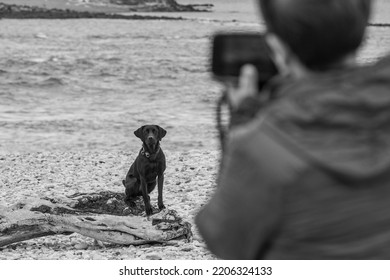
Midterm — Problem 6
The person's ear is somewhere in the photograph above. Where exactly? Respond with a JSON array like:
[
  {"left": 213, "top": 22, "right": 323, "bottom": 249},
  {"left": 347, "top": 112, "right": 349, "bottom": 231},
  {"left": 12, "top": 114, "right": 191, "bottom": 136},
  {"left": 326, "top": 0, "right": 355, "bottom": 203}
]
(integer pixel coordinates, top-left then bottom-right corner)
[
  {"left": 266, "top": 33, "right": 308, "bottom": 78},
  {"left": 265, "top": 33, "right": 290, "bottom": 76}
]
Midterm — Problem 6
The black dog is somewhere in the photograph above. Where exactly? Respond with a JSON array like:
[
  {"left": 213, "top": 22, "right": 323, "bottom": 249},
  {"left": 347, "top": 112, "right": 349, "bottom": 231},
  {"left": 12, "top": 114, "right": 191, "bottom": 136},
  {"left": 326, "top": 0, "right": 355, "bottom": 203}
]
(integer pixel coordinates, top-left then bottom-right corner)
[{"left": 122, "top": 125, "right": 167, "bottom": 216}]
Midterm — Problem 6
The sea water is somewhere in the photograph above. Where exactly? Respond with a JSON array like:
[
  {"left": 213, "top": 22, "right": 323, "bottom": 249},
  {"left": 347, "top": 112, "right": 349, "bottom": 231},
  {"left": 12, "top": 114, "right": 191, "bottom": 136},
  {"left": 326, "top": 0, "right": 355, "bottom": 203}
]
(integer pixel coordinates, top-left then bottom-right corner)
[{"left": 0, "top": 0, "right": 389, "bottom": 154}]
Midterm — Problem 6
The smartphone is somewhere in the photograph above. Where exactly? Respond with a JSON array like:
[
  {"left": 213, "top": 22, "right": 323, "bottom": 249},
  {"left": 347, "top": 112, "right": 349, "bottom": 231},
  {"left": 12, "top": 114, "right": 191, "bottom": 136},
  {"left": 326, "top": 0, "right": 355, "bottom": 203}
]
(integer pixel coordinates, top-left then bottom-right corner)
[{"left": 211, "top": 32, "right": 278, "bottom": 89}]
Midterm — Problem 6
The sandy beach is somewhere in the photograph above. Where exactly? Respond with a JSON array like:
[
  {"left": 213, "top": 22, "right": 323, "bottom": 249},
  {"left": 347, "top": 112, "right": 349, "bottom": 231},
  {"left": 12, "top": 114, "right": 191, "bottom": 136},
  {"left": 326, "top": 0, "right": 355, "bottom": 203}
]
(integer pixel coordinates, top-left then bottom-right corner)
[{"left": 0, "top": 149, "right": 220, "bottom": 259}]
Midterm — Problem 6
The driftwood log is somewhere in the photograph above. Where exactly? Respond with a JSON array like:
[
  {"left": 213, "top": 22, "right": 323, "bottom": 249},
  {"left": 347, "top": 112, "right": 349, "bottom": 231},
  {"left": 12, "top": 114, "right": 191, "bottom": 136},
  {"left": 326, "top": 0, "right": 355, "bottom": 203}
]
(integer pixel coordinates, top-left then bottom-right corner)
[{"left": 0, "top": 191, "right": 192, "bottom": 248}]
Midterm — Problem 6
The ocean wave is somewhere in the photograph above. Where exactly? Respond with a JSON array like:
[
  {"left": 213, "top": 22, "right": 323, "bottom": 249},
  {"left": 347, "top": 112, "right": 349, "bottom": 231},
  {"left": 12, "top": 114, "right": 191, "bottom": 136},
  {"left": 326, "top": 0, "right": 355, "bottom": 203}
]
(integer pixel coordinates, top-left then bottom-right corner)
[
  {"left": 74, "top": 58, "right": 95, "bottom": 67},
  {"left": 1, "top": 18, "right": 388, "bottom": 154},
  {"left": 180, "top": 65, "right": 207, "bottom": 74},
  {"left": 2, "top": 76, "right": 65, "bottom": 88},
  {"left": 0, "top": 91, "right": 14, "bottom": 100},
  {"left": 2, "top": 58, "right": 31, "bottom": 68},
  {"left": 87, "top": 34, "right": 132, "bottom": 40},
  {"left": 40, "top": 77, "right": 65, "bottom": 87},
  {"left": 2, "top": 57, "right": 60, "bottom": 69},
  {"left": 96, "top": 70, "right": 117, "bottom": 77},
  {"left": 86, "top": 34, "right": 169, "bottom": 40}
]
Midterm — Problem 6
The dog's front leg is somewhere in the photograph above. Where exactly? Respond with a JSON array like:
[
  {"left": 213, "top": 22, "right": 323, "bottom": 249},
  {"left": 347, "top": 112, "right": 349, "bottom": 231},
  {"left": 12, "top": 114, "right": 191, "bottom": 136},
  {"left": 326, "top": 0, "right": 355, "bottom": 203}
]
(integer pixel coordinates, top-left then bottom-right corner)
[
  {"left": 157, "top": 173, "right": 165, "bottom": 210},
  {"left": 140, "top": 177, "right": 153, "bottom": 216}
]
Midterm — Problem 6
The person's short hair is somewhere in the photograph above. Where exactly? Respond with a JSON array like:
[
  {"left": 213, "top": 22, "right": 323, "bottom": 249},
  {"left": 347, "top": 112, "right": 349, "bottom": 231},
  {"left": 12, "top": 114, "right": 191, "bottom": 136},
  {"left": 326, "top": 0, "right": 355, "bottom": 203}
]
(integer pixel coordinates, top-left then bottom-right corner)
[{"left": 258, "top": 0, "right": 372, "bottom": 70}]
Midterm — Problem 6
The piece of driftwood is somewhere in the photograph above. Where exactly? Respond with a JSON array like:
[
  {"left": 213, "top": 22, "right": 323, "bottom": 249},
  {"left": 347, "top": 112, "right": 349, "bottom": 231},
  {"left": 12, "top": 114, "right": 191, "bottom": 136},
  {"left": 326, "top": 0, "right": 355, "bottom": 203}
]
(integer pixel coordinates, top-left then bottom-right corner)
[{"left": 0, "top": 191, "right": 192, "bottom": 248}]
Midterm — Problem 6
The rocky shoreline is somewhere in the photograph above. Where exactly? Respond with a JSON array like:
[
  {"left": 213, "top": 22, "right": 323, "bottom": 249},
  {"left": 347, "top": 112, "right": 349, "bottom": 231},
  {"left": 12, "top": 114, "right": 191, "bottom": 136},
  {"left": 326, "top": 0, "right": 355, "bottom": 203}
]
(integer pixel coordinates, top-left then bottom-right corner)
[
  {"left": 0, "top": 3, "right": 181, "bottom": 19},
  {"left": 0, "top": 1, "right": 213, "bottom": 20},
  {"left": 127, "top": 1, "right": 213, "bottom": 12}
]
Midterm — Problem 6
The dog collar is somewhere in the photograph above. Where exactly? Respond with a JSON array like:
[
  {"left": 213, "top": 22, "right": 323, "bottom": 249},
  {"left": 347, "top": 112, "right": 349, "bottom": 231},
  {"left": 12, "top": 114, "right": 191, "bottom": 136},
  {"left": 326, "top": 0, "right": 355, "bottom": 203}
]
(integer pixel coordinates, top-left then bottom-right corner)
[{"left": 141, "top": 146, "right": 160, "bottom": 159}]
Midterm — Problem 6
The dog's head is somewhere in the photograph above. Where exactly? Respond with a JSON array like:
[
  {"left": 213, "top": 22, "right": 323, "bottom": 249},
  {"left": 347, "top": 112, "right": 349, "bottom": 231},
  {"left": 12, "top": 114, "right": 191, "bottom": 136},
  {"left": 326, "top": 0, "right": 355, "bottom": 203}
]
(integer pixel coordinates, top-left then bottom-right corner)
[{"left": 134, "top": 125, "right": 167, "bottom": 152}]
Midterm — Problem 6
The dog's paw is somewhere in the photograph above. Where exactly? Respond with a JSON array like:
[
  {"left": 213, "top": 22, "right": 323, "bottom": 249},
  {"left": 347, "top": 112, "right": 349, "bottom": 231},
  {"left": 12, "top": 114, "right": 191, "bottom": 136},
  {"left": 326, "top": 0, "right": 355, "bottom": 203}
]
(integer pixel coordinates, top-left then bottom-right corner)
[
  {"left": 124, "top": 199, "right": 137, "bottom": 208},
  {"left": 145, "top": 205, "right": 154, "bottom": 216},
  {"left": 129, "top": 201, "right": 137, "bottom": 208},
  {"left": 158, "top": 203, "right": 166, "bottom": 210}
]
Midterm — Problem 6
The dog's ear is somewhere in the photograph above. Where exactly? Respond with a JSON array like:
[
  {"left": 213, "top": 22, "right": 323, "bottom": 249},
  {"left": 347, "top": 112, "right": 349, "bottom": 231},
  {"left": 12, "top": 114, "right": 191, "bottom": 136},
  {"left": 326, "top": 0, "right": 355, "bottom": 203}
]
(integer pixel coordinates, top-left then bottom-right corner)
[
  {"left": 157, "top": 126, "right": 167, "bottom": 140},
  {"left": 134, "top": 126, "right": 145, "bottom": 141}
]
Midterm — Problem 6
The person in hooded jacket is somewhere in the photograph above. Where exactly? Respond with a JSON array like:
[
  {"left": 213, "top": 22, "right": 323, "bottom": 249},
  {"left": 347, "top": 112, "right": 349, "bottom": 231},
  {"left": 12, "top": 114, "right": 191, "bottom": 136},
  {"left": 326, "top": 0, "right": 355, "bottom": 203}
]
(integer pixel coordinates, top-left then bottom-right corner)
[{"left": 195, "top": 0, "right": 390, "bottom": 259}]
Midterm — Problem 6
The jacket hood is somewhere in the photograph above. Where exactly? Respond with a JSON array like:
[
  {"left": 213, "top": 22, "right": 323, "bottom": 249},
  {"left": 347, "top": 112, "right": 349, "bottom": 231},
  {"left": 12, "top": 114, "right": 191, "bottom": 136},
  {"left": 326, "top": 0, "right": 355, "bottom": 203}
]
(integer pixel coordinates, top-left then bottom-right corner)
[{"left": 264, "top": 55, "right": 390, "bottom": 184}]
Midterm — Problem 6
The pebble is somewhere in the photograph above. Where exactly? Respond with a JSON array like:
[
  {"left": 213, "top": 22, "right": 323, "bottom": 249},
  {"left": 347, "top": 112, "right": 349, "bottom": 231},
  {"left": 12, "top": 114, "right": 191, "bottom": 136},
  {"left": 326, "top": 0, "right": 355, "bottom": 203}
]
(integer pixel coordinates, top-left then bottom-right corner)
[
  {"left": 74, "top": 243, "right": 89, "bottom": 250},
  {"left": 192, "top": 241, "right": 205, "bottom": 248},
  {"left": 113, "top": 181, "right": 122, "bottom": 186},
  {"left": 145, "top": 254, "right": 163, "bottom": 260},
  {"left": 180, "top": 246, "right": 193, "bottom": 252}
]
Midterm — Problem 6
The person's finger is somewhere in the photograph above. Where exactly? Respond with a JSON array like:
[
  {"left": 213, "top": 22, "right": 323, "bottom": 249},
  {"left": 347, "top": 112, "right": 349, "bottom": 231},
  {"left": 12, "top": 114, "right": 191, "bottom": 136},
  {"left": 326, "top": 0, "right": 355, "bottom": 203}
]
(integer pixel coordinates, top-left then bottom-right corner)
[
  {"left": 238, "top": 64, "right": 258, "bottom": 96},
  {"left": 223, "top": 65, "right": 259, "bottom": 110}
]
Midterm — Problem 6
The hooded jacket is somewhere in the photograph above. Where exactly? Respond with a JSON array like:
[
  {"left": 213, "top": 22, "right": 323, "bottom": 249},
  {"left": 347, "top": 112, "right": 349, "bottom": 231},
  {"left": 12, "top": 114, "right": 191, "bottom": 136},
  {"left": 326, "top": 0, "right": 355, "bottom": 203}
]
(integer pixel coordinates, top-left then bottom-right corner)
[{"left": 195, "top": 55, "right": 390, "bottom": 259}]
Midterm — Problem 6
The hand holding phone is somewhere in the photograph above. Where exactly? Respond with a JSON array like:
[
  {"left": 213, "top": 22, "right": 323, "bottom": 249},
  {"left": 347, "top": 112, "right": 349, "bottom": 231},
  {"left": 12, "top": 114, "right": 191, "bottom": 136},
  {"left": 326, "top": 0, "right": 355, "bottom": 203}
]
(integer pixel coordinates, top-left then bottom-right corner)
[
  {"left": 226, "top": 64, "right": 259, "bottom": 109},
  {"left": 211, "top": 32, "right": 278, "bottom": 91}
]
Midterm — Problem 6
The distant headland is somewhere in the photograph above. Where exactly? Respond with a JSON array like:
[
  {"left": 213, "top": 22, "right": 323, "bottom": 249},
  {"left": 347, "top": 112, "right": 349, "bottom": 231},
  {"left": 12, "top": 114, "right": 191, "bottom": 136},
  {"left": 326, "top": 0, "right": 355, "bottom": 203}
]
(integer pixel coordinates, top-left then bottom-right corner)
[
  {"left": 118, "top": 0, "right": 213, "bottom": 12},
  {"left": 0, "top": 0, "right": 213, "bottom": 19}
]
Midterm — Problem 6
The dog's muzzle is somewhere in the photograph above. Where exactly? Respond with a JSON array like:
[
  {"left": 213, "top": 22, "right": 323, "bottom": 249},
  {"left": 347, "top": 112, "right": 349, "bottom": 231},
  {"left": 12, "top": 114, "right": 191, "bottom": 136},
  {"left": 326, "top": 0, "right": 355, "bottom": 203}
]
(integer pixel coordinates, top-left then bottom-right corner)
[{"left": 146, "top": 137, "right": 157, "bottom": 150}]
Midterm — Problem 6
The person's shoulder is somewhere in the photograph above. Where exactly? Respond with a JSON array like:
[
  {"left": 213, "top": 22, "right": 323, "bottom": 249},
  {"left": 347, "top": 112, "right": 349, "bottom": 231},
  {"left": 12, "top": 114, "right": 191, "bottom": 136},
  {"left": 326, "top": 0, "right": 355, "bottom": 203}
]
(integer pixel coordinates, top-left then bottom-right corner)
[
  {"left": 229, "top": 115, "right": 264, "bottom": 141},
  {"left": 374, "top": 54, "right": 390, "bottom": 66},
  {"left": 228, "top": 118, "right": 308, "bottom": 177},
  {"left": 228, "top": 115, "right": 271, "bottom": 156},
  {"left": 365, "top": 54, "right": 390, "bottom": 76}
]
